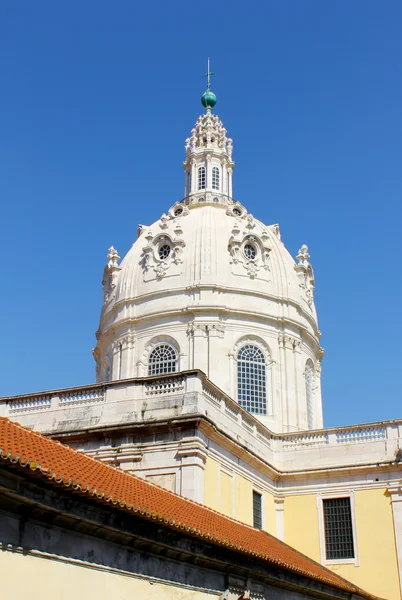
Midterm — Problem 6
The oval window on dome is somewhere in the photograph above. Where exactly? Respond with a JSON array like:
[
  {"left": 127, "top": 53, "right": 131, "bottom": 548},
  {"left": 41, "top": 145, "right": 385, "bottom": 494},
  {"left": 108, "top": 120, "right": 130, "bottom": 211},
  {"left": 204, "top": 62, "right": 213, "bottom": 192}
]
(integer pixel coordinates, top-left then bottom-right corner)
[
  {"left": 233, "top": 207, "right": 242, "bottom": 217},
  {"left": 158, "top": 244, "right": 171, "bottom": 260},
  {"left": 174, "top": 206, "right": 183, "bottom": 216},
  {"left": 244, "top": 243, "right": 257, "bottom": 260}
]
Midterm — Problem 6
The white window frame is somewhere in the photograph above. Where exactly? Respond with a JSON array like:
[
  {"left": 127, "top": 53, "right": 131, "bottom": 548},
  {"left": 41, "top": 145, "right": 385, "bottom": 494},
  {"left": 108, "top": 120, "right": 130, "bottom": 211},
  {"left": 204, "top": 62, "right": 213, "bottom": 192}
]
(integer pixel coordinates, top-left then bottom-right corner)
[
  {"left": 317, "top": 492, "right": 359, "bottom": 566},
  {"left": 198, "top": 165, "right": 206, "bottom": 190},
  {"left": 148, "top": 344, "right": 178, "bottom": 376},
  {"left": 236, "top": 343, "right": 268, "bottom": 416},
  {"left": 211, "top": 166, "right": 220, "bottom": 190}
]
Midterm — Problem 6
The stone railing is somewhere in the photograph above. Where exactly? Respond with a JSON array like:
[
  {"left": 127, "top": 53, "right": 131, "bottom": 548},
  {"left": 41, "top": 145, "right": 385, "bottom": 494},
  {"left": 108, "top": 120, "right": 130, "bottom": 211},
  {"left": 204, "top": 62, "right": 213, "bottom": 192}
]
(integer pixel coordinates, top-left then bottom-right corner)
[
  {"left": 59, "top": 388, "right": 104, "bottom": 406},
  {"left": 335, "top": 426, "right": 386, "bottom": 444},
  {"left": 144, "top": 376, "right": 185, "bottom": 396},
  {"left": 2, "top": 383, "right": 105, "bottom": 415},
  {"left": 279, "top": 423, "right": 392, "bottom": 452},
  {"left": 281, "top": 432, "right": 329, "bottom": 450},
  {"left": 202, "top": 379, "right": 273, "bottom": 449},
  {"left": 182, "top": 192, "right": 234, "bottom": 207},
  {"left": 1, "top": 372, "right": 399, "bottom": 460},
  {"left": 8, "top": 394, "right": 51, "bottom": 413}
]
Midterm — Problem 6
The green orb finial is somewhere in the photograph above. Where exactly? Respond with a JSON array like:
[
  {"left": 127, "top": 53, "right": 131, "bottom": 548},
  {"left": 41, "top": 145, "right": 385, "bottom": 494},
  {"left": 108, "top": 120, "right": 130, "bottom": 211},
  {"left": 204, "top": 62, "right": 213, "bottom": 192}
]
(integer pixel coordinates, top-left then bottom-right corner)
[
  {"left": 201, "top": 90, "right": 217, "bottom": 109},
  {"left": 202, "top": 58, "right": 217, "bottom": 110}
]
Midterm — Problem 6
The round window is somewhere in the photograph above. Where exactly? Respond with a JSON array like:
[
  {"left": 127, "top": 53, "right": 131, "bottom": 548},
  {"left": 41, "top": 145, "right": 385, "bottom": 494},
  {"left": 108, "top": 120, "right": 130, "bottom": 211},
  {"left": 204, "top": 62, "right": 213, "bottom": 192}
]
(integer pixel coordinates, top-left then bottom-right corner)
[
  {"left": 174, "top": 206, "right": 183, "bottom": 216},
  {"left": 244, "top": 244, "right": 257, "bottom": 260},
  {"left": 158, "top": 244, "right": 171, "bottom": 260},
  {"left": 233, "top": 207, "right": 242, "bottom": 217}
]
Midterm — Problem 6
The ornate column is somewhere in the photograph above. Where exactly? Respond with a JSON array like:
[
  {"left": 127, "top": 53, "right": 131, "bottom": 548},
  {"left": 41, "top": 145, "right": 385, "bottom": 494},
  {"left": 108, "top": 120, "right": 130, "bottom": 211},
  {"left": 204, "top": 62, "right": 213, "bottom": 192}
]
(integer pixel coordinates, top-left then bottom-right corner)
[
  {"left": 293, "top": 338, "right": 303, "bottom": 430},
  {"left": 119, "top": 333, "right": 136, "bottom": 379},
  {"left": 176, "top": 438, "right": 207, "bottom": 503},
  {"left": 111, "top": 340, "right": 122, "bottom": 380},
  {"left": 187, "top": 322, "right": 208, "bottom": 375},
  {"left": 314, "top": 359, "right": 324, "bottom": 428},
  {"left": 278, "top": 333, "right": 300, "bottom": 432},
  {"left": 274, "top": 497, "right": 285, "bottom": 541},
  {"left": 277, "top": 333, "right": 288, "bottom": 432}
]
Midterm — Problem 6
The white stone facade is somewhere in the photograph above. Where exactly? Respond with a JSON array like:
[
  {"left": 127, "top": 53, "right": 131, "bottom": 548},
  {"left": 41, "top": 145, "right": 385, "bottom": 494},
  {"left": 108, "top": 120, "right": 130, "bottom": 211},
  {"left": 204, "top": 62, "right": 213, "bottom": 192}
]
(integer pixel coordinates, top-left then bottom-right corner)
[{"left": 94, "top": 110, "right": 324, "bottom": 433}]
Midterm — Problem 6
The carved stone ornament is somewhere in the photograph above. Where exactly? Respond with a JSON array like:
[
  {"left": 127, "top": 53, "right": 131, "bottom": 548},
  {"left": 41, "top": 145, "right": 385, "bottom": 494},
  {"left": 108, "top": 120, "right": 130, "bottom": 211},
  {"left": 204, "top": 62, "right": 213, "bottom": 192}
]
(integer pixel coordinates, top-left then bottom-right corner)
[
  {"left": 295, "top": 244, "right": 315, "bottom": 306},
  {"left": 228, "top": 224, "right": 271, "bottom": 279},
  {"left": 102, "top": 246, "right": 121, "bottom": 304},
  {"left": 187, "top": 321, "right": 225, "bottom": 338},
  {"left": 168, "top": 202, "right": 190, "bottom": 219},
  {"left": 184, "top": 111, "right": 233, "bottom": 158},
  {"left": 142, "top": 230, "right": 186, "bottom": 280}
]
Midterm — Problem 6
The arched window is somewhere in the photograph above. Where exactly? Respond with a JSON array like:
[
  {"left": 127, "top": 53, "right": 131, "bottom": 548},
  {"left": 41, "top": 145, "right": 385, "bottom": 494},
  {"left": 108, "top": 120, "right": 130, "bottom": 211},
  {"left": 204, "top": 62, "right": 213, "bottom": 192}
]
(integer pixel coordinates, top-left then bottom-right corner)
[
  {"left": 237, "top": 345, "right": 267, "bottom": 415},
  {"left": 148, "top": 344, "right": 177, "bottom": 376},
  {"left": 198, "top": 166, "right": 206, "bottom": 190},
  {"left": 305, "top": 361, "right": 314, "bottom": 429},
  {"left": 212, "top": 166, "right": 220, "bottom": 190}
]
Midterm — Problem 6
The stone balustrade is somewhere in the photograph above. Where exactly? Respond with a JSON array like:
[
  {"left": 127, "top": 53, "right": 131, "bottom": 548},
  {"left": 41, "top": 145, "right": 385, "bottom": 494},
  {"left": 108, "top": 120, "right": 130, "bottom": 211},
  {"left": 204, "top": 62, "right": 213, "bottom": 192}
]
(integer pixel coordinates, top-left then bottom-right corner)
[{"left": 1, "top": 371, "right": 400, "bottom": 471}]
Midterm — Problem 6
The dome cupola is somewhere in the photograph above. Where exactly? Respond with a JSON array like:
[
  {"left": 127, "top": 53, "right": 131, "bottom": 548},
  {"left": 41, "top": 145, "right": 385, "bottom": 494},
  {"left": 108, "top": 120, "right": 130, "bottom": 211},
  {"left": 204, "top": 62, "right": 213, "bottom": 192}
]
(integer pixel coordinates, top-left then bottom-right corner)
[{"left": 94, "top": 66, "right": 324, "bottom": 433}]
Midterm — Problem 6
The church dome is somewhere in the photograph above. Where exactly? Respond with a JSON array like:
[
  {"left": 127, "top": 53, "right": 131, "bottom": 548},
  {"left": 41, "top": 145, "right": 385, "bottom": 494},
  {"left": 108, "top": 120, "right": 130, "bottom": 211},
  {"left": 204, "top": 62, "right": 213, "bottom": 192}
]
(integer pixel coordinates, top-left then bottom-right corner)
[{"left": 94, "top": 97, "right": 324, "bottom": 434}]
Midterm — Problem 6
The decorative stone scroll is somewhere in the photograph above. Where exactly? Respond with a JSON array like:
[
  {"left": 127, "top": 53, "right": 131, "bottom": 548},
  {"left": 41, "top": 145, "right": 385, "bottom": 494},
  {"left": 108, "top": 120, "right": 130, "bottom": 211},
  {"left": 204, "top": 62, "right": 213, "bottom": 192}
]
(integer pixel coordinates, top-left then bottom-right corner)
[
  {"left": 228, "top": 216, "right": 271, "bottom": 279},
  {"left": 102, "top": 246, "right": 121, "bottom": 303},
  {"left": 295, "top": 244, "right": 315, "bottom": 306},
  {"left": 142, "top": 227, "right": 186, "bottom": 280}
]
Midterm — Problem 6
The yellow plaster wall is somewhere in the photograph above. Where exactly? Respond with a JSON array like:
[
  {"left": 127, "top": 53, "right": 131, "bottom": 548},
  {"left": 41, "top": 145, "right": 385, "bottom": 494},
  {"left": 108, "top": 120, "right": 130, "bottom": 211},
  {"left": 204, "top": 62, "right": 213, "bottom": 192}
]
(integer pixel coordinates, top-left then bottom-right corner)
[
  {"left": 0, "top": 550, "right": 216, "bottom": 600},
  {"left": 204, "top": 458, "right": 276, "bottom": 534},
  {"left": 284, "top": 494, "right": 321, "bottom": 561},
  {"left": 235, "top": 472, "right": 253, "bottom": 525},
  {"left": 264, "top": 491, "right": 276, "bottom": 535},
  {"left": 284, "top": 489, "right": 400, "bottom": 600},
  {"left": 220, "top": 471, "right": 233, "bottom": 516},
  {"left": 204, "top": 457, "right": 220, "bottom": 511}
]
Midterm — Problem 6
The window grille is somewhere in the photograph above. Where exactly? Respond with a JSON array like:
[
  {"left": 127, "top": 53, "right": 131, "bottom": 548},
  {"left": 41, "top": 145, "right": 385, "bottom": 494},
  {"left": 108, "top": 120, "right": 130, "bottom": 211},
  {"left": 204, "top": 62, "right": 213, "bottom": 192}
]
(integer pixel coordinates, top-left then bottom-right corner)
[
  {"left": 148, "top": 344, "right": 177, "bottom": 376},
  {"left": 198, "top": 166, "right": 206, "bottom": 190},
  {"left": 323, "top": 497, "right": 355, "bottom": 560},
  {"left": 158, "top": 244, "right": 171, "bottom": 260},
  {"left": 305, "top": 361, "right": 314, "bottom": 429},
  {"left": 244, "top": 244, "right": 257, "bottom": 260},
  {"left": 212, "top": 166, "right": 220, "bottom": 190},
  {"left": 253, "top": 491, "right": 262, "bottom": 529},
  {"left": 237, "top": 345, "right": 267, "bottom": 414}
]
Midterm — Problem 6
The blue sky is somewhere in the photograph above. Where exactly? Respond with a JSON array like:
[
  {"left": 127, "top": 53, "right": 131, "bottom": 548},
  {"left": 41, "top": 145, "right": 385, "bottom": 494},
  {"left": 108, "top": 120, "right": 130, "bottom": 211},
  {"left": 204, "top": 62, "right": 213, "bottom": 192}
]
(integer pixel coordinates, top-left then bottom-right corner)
[{"left": 0, "top": 1, "right": 401, "bottom": 427}]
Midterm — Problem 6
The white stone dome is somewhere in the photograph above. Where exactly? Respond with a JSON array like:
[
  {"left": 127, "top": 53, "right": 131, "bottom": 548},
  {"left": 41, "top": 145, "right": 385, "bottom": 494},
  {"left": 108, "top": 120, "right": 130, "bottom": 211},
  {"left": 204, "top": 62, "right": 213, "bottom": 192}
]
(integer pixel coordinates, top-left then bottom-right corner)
[{"left": 94, "top": 109, "right": 324, "bottom": 433}]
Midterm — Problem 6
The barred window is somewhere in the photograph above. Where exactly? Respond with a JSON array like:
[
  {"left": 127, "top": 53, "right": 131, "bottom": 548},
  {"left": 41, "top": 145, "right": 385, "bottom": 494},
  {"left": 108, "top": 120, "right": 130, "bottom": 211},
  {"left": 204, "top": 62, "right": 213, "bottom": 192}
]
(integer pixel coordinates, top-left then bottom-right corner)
[
  {"left": 253, "top": 491, "right": 262, "bottom": 529},
  {"left": 198, "top": 166, "right": 206, "bottom": 190},
  {"left": 148, "top": 344, "right": 177, "bottom": 376},
  {"left": 323, "top": 498, "right": 355, "bottom": 560},
  {"left": 305, "top": 361, "right": 314, "bottom": 429},
  {"left": 237, "top": 345, "right": 267, "bottom": 415},
  {"left": 212, "top": 166, "right": 220, "bottom": 190}
]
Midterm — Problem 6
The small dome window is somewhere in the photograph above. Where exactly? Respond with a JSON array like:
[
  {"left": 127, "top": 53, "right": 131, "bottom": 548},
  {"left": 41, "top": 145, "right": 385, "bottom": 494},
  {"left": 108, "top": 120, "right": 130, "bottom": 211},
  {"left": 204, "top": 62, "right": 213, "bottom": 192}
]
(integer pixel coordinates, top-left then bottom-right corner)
[
  {"left": 212, "top": 166, "right": 220, "bottom": 190},
  {"left": 198, "top": 166, "right": 206, "bottom": 190},
  {"left": 158, "top": 244, "right": 171, "bottom": 260},
  {"left": 244, "top": 243, "right": 257, "bottom": 260},
  {"left": 174, "top": 206, "right": 183, "bottom": 216},
  {"left": 213, "top": 197, "right": 219, "bottom": 203},
  {"left": 148, "top": 344, "right": 177, "bottom": 376},
  {"left": 233, "top": 207, "right": 242, "bottom": 217}
]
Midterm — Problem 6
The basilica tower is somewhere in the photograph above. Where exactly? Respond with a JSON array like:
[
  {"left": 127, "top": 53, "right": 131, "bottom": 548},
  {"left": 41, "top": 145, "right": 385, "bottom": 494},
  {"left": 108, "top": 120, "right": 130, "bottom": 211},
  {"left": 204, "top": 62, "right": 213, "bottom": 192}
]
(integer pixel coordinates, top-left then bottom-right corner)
[{"left": 94, "top": 72, "right": 324, "bottom": 433}]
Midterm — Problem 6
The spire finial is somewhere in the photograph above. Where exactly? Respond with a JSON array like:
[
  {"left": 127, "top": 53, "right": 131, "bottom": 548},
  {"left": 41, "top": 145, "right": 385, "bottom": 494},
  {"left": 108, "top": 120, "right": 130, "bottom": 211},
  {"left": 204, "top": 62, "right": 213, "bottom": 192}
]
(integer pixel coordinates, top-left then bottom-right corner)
[
  {"left": 201, "top": 58, "right": 217, "bottom": 110},
  {"left": 203, "top": 57, "right": 215, "bottom": 91}
]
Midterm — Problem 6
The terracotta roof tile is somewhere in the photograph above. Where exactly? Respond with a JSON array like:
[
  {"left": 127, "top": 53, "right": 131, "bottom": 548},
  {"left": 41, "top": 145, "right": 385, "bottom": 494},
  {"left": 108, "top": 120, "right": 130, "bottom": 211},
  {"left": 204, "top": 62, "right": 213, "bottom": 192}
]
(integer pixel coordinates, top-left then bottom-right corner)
[{"left": 0, "top": 417, "right": 379, "bottom": 599}]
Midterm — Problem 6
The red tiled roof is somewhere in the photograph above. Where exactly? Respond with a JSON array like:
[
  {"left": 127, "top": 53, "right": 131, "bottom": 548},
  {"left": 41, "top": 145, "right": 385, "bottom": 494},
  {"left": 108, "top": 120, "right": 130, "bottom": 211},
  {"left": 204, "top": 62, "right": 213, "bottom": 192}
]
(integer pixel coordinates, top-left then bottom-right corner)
[{"left": 0, "top": 417, "right": 379, "bottom": 599}]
